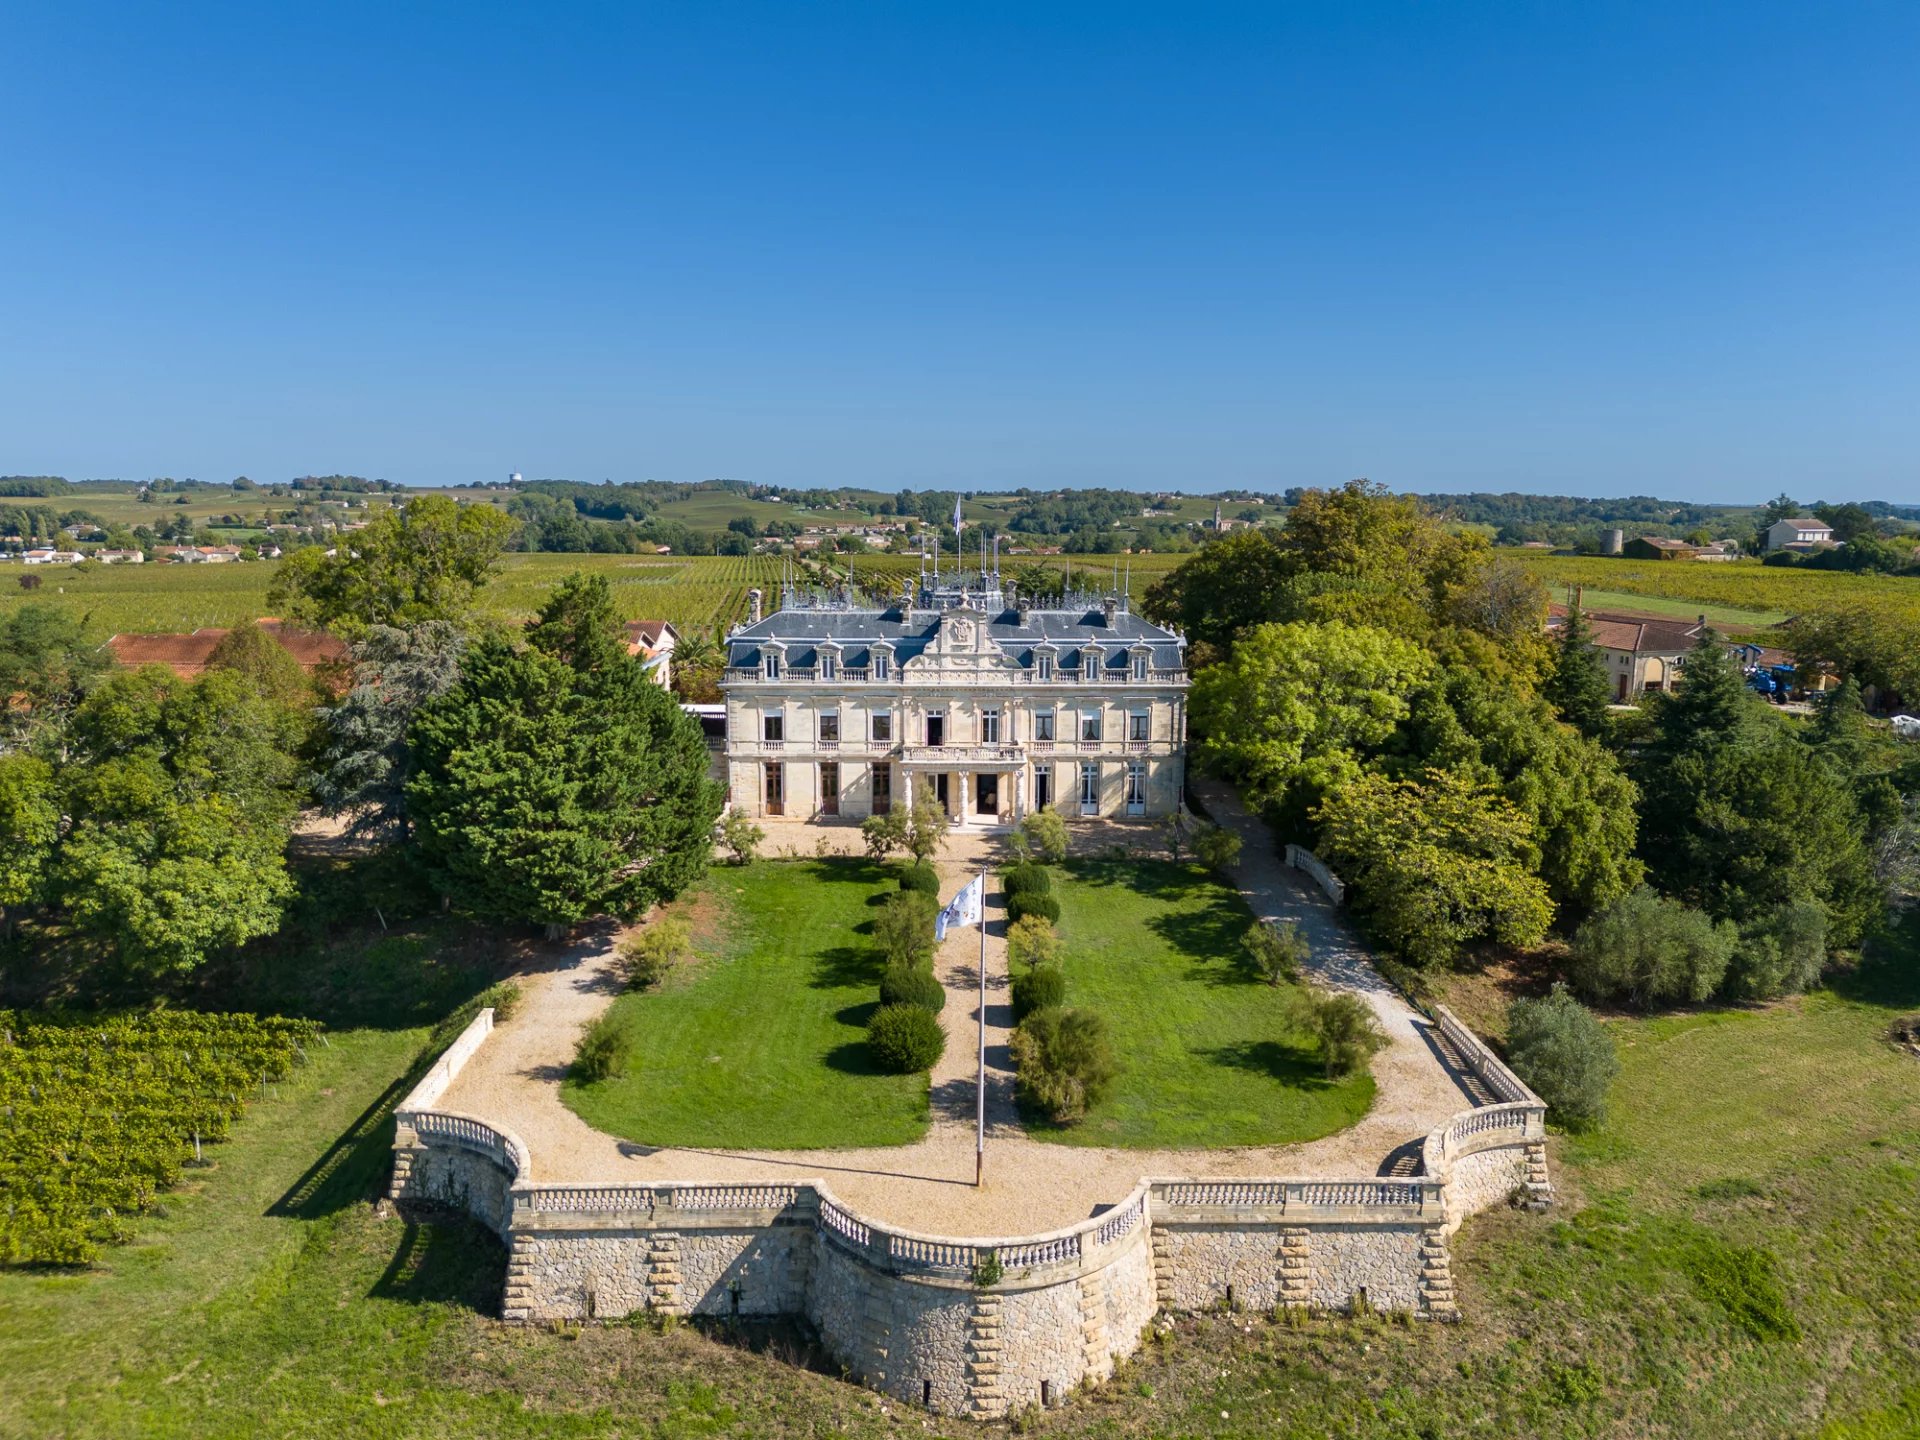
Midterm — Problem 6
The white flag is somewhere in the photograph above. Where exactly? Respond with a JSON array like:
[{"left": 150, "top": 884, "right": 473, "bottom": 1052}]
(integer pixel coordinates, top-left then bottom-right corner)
[
  {"left": 936, "top": 875, "right": 984, "bottom": 940},
  {"left": 952, "top": 495, "right": 964, "bottom": 538}
]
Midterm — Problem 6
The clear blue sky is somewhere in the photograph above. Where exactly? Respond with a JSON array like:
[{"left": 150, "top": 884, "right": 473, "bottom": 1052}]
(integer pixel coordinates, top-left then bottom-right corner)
[{"left": 3, "top": 2, "right": 1917, "bottom": 502}]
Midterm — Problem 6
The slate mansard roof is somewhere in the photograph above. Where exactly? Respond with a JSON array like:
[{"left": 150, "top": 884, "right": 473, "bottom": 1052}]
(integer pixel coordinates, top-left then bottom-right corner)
[{"left": 725, "top": 604, "right": 1186, "bottom": 675}]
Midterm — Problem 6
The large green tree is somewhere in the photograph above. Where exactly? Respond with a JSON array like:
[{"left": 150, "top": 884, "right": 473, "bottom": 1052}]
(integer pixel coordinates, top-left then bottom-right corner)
[
  {"left": 1139, "top": 529, "right": 1292, "bottom": 652},
  {"left": 0, "top": 755, "right": 58, "bottom": 935},
  {"left": 1315, "top": 768, "right": 1554, "bottom": 968},
  {"left": 0, "top": 605, "right": 110, "bottom": 744},
  {"left": 310, "top": 622, "right": 467, "bottom": 841},
  {"left": 406, "top": 573, "right": 722, "bottom": 932},
  {"left": 58, "top": 759, "right": 295, "bottom": 975},
  {"left": 267, "top": 495, "right": 516, "bottom": 636},
  {"left": 1191, "top": 620, "right": 1433, "bottom": 828}
]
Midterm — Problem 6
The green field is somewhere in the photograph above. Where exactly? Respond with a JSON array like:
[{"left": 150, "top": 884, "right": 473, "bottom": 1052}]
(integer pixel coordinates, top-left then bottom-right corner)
[
  {"left": 563, "top": 858, "right": 932, "bottom": 1150},
  {"left": 1513, "top": 551, "right": 1920, "bottom": 626},
  {"left": 1033, "top": 858, "right": 1376, "bottom": 1147},
  {"left": 0, "top": 553, "right": 796, "bottom": 637}
]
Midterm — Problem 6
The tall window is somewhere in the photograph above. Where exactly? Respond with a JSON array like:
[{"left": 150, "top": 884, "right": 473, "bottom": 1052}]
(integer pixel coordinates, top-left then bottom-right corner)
[
  {"left": 764, "top": 762, "right": 785, "bottom": 816},
  {"left": 1128, "top": 710, "right": 1149, "bottom": 741},
  {"left": 871, "top": 710, "right": 893, "bottom": 744},
  {"left": 1126, "top": 761, "right": 1146, "bottom": 815},
  {"left": 819, "top": 650, "right": 837, "bottom": 680},
  {"left": 1131, "top": 651, "right": 1149, "bottom": 681},
  {"left": 819, "top": 710, "right": 840, "bottom": 744},
  {"left": 819, "top": 761, "right": 840, "bottom": 815},
  {"left": 871, "top": 649, "right": 889, "bottom": 680},
  {"left": 981, "top": 708, "right": 1001, "bottom": 743},
  {"left": 871, "top": 763, "right": 893, "bottom": 815},
  {"left": 1080, "top": 707, "right": 1103, "bottom": 743},
  {"left": 762, "top": 711, "right": 784, "bottom": 742},
  {"left": 1079, "top": 761, "right": 1100, "bottom": 814},
  {"left": 926, "top": 711, "right": 945, "bottom": 746},
  {"left": 1033, "top": 707, "right": 1055, "bottom": 742},
  {"left": 762, "top": 650, "right": 782, "bottom": 680},
  {"left": 1036, "top": 650, "right": 1053, "bottom": 681}
]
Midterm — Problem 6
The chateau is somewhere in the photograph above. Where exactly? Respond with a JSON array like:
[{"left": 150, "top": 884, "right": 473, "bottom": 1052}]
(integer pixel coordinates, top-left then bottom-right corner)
[{"left": 721, "top": 566, "right": 1189, "bottom": 825}]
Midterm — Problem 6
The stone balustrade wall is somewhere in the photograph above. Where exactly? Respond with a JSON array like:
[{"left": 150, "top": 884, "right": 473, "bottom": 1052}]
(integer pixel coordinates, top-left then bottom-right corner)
[
  {"left": 1282, "top": 843, "right": 1346, "bottom": 903},
  {"left": 388, "top": 1006, "right": 1551, "bottom": 1417}
]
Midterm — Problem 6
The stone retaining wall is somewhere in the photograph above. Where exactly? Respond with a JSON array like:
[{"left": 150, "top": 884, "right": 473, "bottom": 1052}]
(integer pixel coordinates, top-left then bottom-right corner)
[
  {"left": 1282, "top": 843, "right": 1346, "bottom": 903},
  {"left": 389, "top": 1007, "right": 1550, "bottom": 1418}
]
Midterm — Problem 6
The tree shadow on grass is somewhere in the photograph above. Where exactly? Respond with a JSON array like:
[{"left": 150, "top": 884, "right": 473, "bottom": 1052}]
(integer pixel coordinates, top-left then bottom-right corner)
[
  {"left": 1830, "top": 910, "right": 1920, "bottom": 1011},
  {"left": 813, "top": 943, "right": 882, "bottom": 990},
  {"left": 824, "top": 1039, "right": 886, "bottom": 1076},
  {"left": 800, "top": 857, "right": 889, "bottom": 886},
  {"left": 370, "top": 1212, "right": 505, "bottom": 1312},
  {"left": 1196, "top": 1038, "right": 1335, "bottom": 1092}
]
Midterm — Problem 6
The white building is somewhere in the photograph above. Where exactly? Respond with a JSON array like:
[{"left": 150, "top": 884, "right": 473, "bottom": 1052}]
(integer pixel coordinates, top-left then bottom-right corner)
[
  {"left": 722, "top": 568, "right": 1188, "bottom": 826},
  {"left": 1765, "top": 517, "right": 1834, "bottom": 551}
]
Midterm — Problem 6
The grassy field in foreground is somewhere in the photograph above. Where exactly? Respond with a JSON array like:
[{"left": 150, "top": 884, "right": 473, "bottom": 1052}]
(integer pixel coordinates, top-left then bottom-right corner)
[
  {"left": 562, "top": 858, "right": 931, "bottom": 1150},
  {"left": 1034, "top": 858, "right": 1375, "bottom": 1148},
  {"left": 3, "top": 899, "right": 1918, "bottom": 1435}
]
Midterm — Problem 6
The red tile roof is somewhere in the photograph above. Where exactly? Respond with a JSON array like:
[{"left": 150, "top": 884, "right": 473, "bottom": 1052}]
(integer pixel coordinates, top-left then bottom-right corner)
[{"left": 105, "top": 621, "right": 347, "bottom": 679}]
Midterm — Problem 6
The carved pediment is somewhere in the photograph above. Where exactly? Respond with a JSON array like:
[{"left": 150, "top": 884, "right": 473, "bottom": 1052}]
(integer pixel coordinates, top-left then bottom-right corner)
[{"left": 902, "top": 607, "right": 1021, "bottom": 680}]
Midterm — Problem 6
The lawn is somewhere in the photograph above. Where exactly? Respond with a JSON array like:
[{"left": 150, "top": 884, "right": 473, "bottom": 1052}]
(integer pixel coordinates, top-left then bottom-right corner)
[
  {"left": 1031, "top": 857, "right": 1376, "bottom": 1148},
  {"left": 561, "top": 858, "right": 932, "bottom": 1150}
]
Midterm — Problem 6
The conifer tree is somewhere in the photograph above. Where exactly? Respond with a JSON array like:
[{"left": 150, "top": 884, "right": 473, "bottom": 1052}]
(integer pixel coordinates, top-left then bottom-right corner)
[{"left": 1543, "top": 602, "right": 1612, "bottom": 736}]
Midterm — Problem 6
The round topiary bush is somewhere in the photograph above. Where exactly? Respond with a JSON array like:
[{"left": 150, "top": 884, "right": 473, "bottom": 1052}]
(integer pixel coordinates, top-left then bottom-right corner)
[
  {"left": 898, "top": 862, "right": 940, "bottom": 896},
  {"left": 880, "top": 962, "right": 947, "bottom": 1013},
  {"left": 1002, "top": 862, "right": 1051, "bottom": 899},
  {"left": 1010, "top": 1006, "right": 1117, "bottom": 1123},
  {"left": 1010, "top": 964, "right": 1066, "bottom": 1020},
  {"left": 868, "top": 1003, "right": 946, "bottom": 1073},
  {"left": 1006, "top": 891, "right": 1061, "bottom": 925}
]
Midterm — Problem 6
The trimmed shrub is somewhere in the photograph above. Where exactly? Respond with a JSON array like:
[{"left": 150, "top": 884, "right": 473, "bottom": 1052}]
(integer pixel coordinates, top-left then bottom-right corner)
[
  {"left": 617, "top": 916, "right": 692, "bottom": 990},
  {"left": 1011, "top": 964, "right": 1067, "bottom": 1020},
  {"left": 1006, "top": 913, "right": 1064, "bottom": 971},
  {"left": 1002, "top": 862, "right": 1052, "bottom": 899},
  {"left": 880, "top": 962, "right": 947, "bottom": 1013},
  {"left": 1194, "top": 822, "right": 1243, "bottom": 874},
  {"left": 897, "top": 862, "right": 940, "bottom": 896},
  {"left": 1300, "top": 990, "right": 1386, "bottom": 1078},
  {"left": 1011, "top": 1006, "right": 1118, "bottom": 1123},
  {"left": 1006, "top": 891, "right": 1061, "bottom": 926},
  {"left": 874, "top": 890, "right": 939, "bottom": 967},
  {"left": 1506, "top": 983, "right": 1618, "bottom": 1128},
  {"left": 868, "top": 1003, "right": 945, "bottom": 1073},
  {"left": 572, "top": 1011, "right": 633, "bottom": 1083},
  {"left": 1569, "top": 886, "right": 1737, "bottom": 1009}
]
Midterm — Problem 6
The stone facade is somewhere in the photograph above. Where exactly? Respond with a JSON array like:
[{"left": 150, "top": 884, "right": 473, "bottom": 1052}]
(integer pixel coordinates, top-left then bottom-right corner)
[
  {"left": 390, "top": 1004, "right": 1553, "bottom": 1419},
  {"left": 721, "top": 572, "right": 1189, "bottom": 826}
]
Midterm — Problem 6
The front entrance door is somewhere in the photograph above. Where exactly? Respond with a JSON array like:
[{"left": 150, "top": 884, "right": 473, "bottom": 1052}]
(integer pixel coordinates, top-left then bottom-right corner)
[
  {"left": 1034, "top": 765, "right": 1052, "bottom": 811},
  {"left": 934, "top": 773, "right": 950, "bottom": 815},
  {"left": 976, "top": 772, "right": 999, "bottom": 817}
]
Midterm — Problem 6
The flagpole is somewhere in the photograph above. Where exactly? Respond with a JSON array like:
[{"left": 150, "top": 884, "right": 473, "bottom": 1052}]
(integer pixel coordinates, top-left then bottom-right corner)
[{"left": 976, "top": 866, "right": 987, "bottom": 1188}]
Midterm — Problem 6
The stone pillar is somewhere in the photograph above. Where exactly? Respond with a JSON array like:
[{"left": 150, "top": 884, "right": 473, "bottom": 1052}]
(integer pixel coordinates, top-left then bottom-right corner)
[
  {"left": 966, "top": 1293, "right": 1007, "bottom": 1419},
  {"left": 1417, "top": 1226, "right": 1458, "bottom": 1321},
  {"left": 1277, "top": 1226, "right": 1311, "bottom": 1310},
  {"left": 1523, "top": 1141, "right": 1553, "bottom": 1206}
]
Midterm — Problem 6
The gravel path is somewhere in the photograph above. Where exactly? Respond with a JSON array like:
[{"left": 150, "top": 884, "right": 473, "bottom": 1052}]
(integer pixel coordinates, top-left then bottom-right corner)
[{"left": 439, "top": 793, "right": 1481, "bottom": 1235}]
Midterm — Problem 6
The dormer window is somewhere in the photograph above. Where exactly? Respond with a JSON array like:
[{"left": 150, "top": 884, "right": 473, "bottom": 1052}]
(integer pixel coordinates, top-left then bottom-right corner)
[
  {"left": 763, "top": 646, "right": 783, "bottom": 680},
  {"left": 819, "top": 646, "right": 838, "bottom": 681},
  {"left": 1035, "top": 647, "right": 1054, "bottom": 681},
  {"left": 871, "top": 646, "right": 890, "bottom": 681},
  {"left": 1131, "top": 648, "right": 1150, "bottom": 682}
]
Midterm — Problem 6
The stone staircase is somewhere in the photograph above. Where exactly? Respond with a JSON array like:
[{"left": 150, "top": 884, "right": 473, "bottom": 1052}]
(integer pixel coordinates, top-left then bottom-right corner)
[
  {"left": 1417, "top": 1225, "right": 1458, "bottom": 1321},
  {"left": 1523, "top": 1141, "right": 1554, "bottom": 1205},
  {"left": 1078, "top": 1271, "right": 1110, "bottom": 1378},
  {"left": 502, "top": 1232, "right": 535, "bottom": 1321},
  {"left": 1150, "top": 1227, "right": 1178, "bottom": 1310},
  {"left": 966, "top": 1295, "right": 1008, "bottom": 1420},
  {"left": 646, "top": 1231, "right": 685, "bottom": 1315},
  {"left": 1277, "top": 1226, "right": 1312, "bottom": 1310}
]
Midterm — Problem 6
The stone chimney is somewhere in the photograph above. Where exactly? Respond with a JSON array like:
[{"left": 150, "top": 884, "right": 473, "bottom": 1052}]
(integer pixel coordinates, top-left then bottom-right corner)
[
  {"left": 1102, "top": 594, "right": 1118, "bottom": 626},
  {"left": 747, "top": 588, "right": 763, "bottom": 625}
]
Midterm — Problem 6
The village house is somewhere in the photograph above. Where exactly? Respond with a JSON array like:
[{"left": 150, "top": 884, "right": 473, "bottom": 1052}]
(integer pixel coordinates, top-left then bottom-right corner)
[
  {"left": 1765, "top": 516, "right": 1835, "bottom": 551},
  {"left": 94, "top": 548, "right": 146, "bottom": 563},
  {"left": 722, "top": 566, "right": 1188, "bottom": 825},
  {"left": 1548, "top": 602, "right": 1703, "bottom": 701},
  {"left": 624, "top": 619, "right": 679, "bottom": 688},
  {"left": 1621, "top": 535, "right": 1699, "bottom": 561}
]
